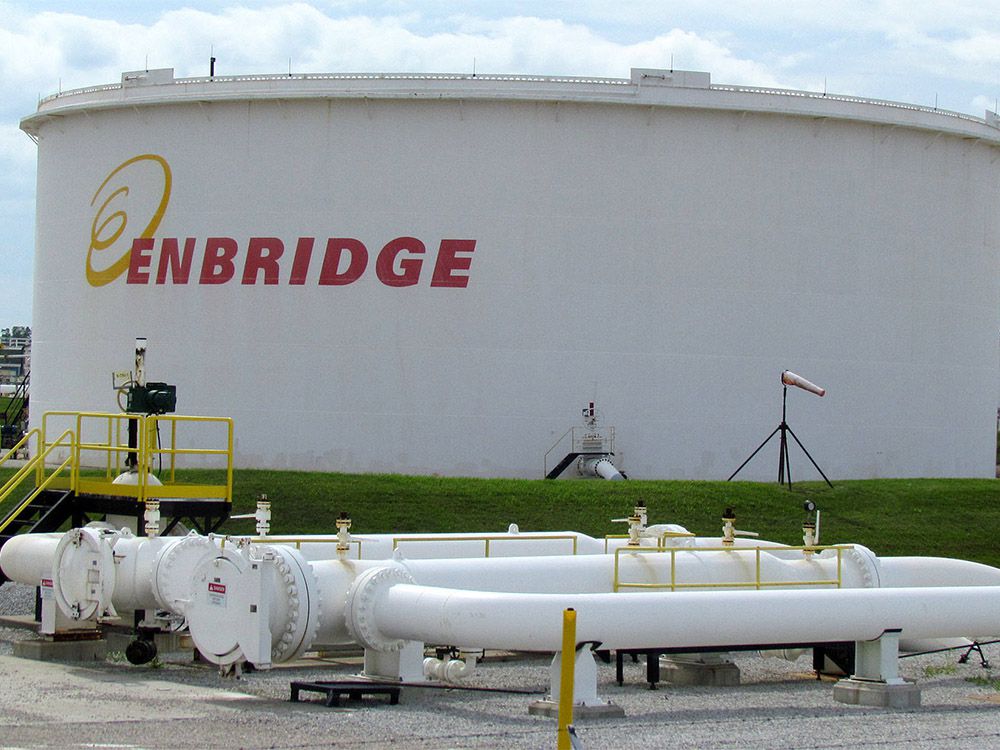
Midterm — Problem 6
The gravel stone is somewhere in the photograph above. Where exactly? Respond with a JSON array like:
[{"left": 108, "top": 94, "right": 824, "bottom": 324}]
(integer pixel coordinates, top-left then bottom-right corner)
[{"left": 0, "top": 600, "right": 998, "bottom": 750}]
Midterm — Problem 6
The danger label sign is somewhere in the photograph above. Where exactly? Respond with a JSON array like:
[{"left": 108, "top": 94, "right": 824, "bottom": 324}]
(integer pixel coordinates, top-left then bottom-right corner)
[{"left": 208, "top": 581, "right": 227, "bottom": 607}]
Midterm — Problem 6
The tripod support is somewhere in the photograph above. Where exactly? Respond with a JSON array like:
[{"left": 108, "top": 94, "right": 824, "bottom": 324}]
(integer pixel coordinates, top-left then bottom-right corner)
[{"left": 728, "top": 386, "right": 833, "bottom": 489}]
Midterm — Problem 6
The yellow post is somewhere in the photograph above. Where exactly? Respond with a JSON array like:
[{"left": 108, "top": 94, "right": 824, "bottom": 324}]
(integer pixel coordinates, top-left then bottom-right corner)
[{"left": 557, "top": 607, "right": 577, "bottom": 750}]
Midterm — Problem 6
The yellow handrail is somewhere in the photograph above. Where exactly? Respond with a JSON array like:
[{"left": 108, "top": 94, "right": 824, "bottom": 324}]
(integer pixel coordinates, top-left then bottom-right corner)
[
  {"left": 37, "top": 410, "right": 234, "bottom": 505},
  {"left": 603, "top": 530, "right": 697, "bottom": 553},
  {"left": 613, "top": 544, "right": 852, "bottom": 592},
  {"left": 225, "top": 536, "right": 365, "bottom": 558},
  {"left": 0, "top": 429, "right": 75, "bottom": 535},
  {"left": 392, "top": 534, "right": 580, "bottom": 557},
  {"left": 147, "top": 415, "right": 234, "bottom": 502},
  {"left": 0, "top": 428, "right": 42, "bottom": 501}
]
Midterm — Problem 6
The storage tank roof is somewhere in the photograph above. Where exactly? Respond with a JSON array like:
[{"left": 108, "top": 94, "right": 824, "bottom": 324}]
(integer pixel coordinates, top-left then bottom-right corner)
[{"left": 20, "top": 67, "right": 1000, "bottom": 144}]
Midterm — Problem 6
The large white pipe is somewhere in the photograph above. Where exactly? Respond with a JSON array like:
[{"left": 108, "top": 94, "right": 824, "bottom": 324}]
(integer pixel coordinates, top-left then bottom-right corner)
[
  {"left": 5, "top": 523, "right": 757, "bottom": 620},
  {"left": 362, "top": 584, "right": 1000, "bottom": 652},
  {"left": 215, "top": 546, "right": 878, "bottom": 659},
  {"left": 388, "top": 545, "right": 879, "bottom": 595},
  {"left": 879, "top": 556, "right": 1000, "bottom": 587},
  {"left": 578, "top": 457, "right": 625, "bottom": 481},
  {"left": 11, "top": 525, "right": 1000, "bottom": 669},
  {"left": 257, "top": 527, "right": 781, "bottom": 562},
  {"left": 0, "top": 533, "right": 62, "bottom": 584},
  {"left": 279, "top": 529, "right": 609, "bottom": 562}
]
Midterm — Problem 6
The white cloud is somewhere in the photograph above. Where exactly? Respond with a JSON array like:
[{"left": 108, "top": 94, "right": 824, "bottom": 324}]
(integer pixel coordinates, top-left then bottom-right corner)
[
  {"left": 0, "top": 5, "right": 786, "bottom": 97},
  {"left": 1, "top": 1, "right": 998, "bottom": 330}
]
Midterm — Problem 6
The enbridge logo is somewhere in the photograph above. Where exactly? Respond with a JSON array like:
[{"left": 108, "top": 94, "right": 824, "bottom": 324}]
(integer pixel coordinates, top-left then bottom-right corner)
[
  {"left": 87, "top": 155, "right": 476, "bottom": 288},
  {"left": 88, "top": 154, "right": 172, "bottom": 287}
]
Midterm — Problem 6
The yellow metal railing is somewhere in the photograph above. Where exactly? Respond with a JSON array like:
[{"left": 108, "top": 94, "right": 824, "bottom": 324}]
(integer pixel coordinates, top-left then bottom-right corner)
[
  {"left": 603, "top": 530, "right": 696, "bottom": 553},
  {"left": 0, "top": 428, "right": 75, "bottom": 535},
  {"left": 612, "top": 544, "right": 853, "bottom": 593},
  {"left": 0, "top": 428, "right": 43, "bottom": 500},
  {"left": 145, "top": 415, "right": 234, "bottom": 500},
  {"left": 392, "top": 534, "right": 580, "bottom": 558},
  {"left": 36, "top": 410, "right": 233, "bottom": 505},
  {"left": 229, "top": 535, "right": 365, "bottom": 558}
]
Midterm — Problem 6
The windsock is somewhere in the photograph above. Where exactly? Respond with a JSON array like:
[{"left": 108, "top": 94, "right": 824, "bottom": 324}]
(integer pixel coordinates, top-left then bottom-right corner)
[{"left": 781, "top": 370, "right": 826, "bottom": 397}]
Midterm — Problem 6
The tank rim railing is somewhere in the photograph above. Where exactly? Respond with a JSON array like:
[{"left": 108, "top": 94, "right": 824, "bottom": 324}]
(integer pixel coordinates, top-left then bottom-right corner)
[
  {"left": 612, "top": 544, "right": 854, "bottom": 593},
  {"left": 34, "top": 71, "right": 992, "bottom": 129},
  {"left": 392, "top": 534, "right": 580, "bottom": 558},
  {"left": 0, "top": 428, "right": 75, "bottom": 535}
]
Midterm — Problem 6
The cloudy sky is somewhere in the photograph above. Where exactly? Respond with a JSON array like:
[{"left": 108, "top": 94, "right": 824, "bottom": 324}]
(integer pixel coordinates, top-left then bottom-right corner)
[{"left": 3, "top": 1, "right": 1000, "bottom": 330}]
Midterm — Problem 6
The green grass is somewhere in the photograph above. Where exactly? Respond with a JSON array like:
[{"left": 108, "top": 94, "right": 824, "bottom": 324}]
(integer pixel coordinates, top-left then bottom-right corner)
[
  {"left": 966, "top": 675, "right": 1000, "bottom": 691},
  {"left": 1, "top": 466, "right": 998, "bottom": 567}
]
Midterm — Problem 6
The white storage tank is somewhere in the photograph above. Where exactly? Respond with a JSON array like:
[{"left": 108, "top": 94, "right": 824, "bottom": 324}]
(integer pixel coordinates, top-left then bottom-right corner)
[{"left": 20, "top": 68, "right": 1000, "bottom": 479}]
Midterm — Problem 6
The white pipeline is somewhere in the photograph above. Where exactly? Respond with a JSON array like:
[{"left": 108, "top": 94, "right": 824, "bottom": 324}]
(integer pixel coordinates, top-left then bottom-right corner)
[
  {"left": 0, "top": 517, "right": 790, "bottom": 615},
  {"left": 9, "top": 524, "right": 1000, "bottom": 671},
  {"left": 0, "top": 533, "right": 62, "bottom": 584},
  {"left": 179, "top": 542, "right": 884, "bottom": 663},
  {"left": 578, "top": 457, "right": 625, "bottom": 481},
  {"left": 361, "top": 583, "right": 1000, "bottom": 652}
]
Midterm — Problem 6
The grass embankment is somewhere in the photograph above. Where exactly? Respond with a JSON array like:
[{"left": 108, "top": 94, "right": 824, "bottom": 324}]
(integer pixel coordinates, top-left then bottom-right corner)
[{"left": 1, "top": 467, "right": 998, "bottom": 567}]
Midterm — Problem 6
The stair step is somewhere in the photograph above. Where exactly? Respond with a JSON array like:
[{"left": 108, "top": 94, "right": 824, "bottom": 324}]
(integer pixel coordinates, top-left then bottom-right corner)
[{"left": 4, "top": 518, "right": 35, "bottom": 528}]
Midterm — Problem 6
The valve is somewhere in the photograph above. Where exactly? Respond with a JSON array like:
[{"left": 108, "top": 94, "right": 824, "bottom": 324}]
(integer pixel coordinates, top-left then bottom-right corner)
[
  {"left": 611, "top": 503, "right": 648, "bottom": 546},
  {"left": 255, "top": 495, "right": 271, "bottom": 536},
  {"left": 721, "top": 507, "right": 758, "bottom": 546},
  {"left": 336, "top": 511, "right": 352, "bottom": 553},
  {"left": 802, "top": 500, "right": 820, "bottom": 551},
  {"left": 144, "top": 500, "right": 160, "bottom": 538}
]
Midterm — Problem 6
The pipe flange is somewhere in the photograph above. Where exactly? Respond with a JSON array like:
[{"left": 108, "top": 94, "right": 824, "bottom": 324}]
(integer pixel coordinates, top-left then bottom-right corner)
[
  {"left": 268, "top": 546, "right": 320, "bottom": 663},
  {"left": 843, "top": 544, "right": 880, "bottom": 588},
  {"left": 151, "top": 533, "right": 219, "bottom": 613},
  {"left": 52, "top": 526, "right": 117, "bottom": 620},
  {"left": 345, "top": 565, "right": 415, "bottom": 652}
]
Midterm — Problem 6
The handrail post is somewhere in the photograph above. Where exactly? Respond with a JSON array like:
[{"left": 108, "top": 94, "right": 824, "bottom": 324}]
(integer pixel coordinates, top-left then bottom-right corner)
[
  {"left": 105, "top": 415, "right": 113, "bottom": 478},
  {"left": 36, "top": 415, "right": 46, "bottom": 487},
  {"left": 170, "top": 417, "right": 178, "bottom": 482},
  {"left": 557, "top": 608, "right": 577, "bottom": 750},
  {"left": 74, "top": 413, "right": 84, "bottom": 494},
  {"left": 226, "top": 418, "right": 234, "bottom": 503}
]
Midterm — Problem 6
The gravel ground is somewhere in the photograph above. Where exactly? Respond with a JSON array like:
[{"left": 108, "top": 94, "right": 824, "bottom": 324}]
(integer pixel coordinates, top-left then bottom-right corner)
[{"left": 2, "top": 580, "right": 1000, "bottom": 749}]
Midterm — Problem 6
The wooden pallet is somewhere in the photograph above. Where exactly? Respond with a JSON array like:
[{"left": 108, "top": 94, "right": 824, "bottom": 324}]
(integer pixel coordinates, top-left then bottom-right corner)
[{"left": 289, "top": 680, "right": 401, "bottom": 707}]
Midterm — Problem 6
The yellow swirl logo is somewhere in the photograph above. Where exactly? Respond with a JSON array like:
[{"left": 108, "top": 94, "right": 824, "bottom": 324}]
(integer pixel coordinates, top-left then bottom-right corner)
[{"left": 87, "top": 154, "right": 172, "bottom": 287}]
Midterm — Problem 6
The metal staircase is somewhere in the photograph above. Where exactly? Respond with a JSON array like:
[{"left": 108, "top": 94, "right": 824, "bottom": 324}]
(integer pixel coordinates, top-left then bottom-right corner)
[
  {"left": 544, "top": 403, "right": 617, "bottom": 479},
  {"left": 0, "top": 410, "right": 236, "bottom": 586},
  {"left": 0, "top": 370, "right": 28, "bottom": 450}
]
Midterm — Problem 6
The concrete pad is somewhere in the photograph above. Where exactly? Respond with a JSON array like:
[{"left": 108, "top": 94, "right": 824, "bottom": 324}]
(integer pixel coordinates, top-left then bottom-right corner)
[
  {"left": 660, "top": 656, "right": 741, "bottom": 687},
  {"left": 832, "top": 678, "right": 921, "bottom": 708},
  {"left": 13, "top": 638, "right": 107, "bottom": 662},
  {"left": 528, "top": 699, "right": 625, "bottom": 719}
]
